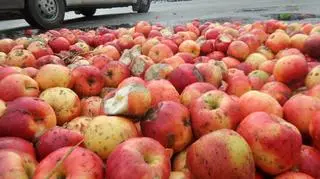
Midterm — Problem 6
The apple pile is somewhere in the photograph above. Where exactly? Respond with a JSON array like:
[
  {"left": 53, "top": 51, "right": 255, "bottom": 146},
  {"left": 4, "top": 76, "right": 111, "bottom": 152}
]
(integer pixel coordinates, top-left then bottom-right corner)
[{"left": 0, "top": 19, "right": 320, "bottom": 179}]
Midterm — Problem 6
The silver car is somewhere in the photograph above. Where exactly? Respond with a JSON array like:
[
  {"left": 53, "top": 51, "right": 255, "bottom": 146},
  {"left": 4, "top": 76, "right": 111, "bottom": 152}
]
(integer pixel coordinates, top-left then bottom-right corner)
[{"left": 0, "top": 0, "right": 151, "bottom": 29}]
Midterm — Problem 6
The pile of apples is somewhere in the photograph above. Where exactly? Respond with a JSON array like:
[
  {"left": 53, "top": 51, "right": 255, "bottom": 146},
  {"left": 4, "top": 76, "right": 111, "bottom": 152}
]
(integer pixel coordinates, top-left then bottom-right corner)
[{"left": 0, "top": 19, "right": 320, "bottom": 179}]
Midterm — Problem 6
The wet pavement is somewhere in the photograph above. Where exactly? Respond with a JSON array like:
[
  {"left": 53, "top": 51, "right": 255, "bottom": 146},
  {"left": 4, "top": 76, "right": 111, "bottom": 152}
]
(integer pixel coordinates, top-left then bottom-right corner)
[{"left": 0, "top": 0, "right": 320, "bottom": 37}]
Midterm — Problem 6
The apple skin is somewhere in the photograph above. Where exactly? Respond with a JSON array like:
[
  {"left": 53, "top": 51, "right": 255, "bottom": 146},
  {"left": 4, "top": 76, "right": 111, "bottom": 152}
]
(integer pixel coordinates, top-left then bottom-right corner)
[
  {"left": 88, "top": 54, "right": 113, "bottom": 70},
  {"left": 6, "top": 49, "right": 36, "bottom": 67},
  {"left": 275, "top": 48, "right": 303, "bottom": 59},
  {"left": 141, "top": 101, "right": 193, "bottom": 152},
  {"left": 215, "top": 33, "right": 233, "bottom": 53},
  {"left": 26, "top": 41, "right": 53, "bottom": 59},
  {"left": 148, "top": 43, "right": 174, "bottom": 63},
  {"left": 237, "top": 112, "right": 302, "bottom": 175},
  {"left": 187, "top": 129, "right": 255, "bottom": 179},
  {"left": 283, "top": 94, "right": 320, "bottom": 135},
  {"left": 168, "top": 64, "right": 204, "bottom": 93},
  {"left": 0, "top": 38, "right": 17, "bottom": 53},
  {"left": 106, "top": 137, "right": 171, "bottom": 179},
  {"left": 80, "top": 96, "right": 103, "bottom": 117},
  {"left": 33, "top": 146, "right": 104, "bottom": 179},
  {"left": 135, "top": 21, "right": 152, "bottom": 37},
  {"left": 93, "top": 45, "right": 121, "bottom": 60},
  {"left": 84, "top": 115, "right": 139, "bottom": 159},
  {"left": 190, "top": 90, "right": 242, "bottom": 138},
  {"left": 21, "top": 67, "right": 38, "bottom": 78},
  {"left": 238, "top": 33, "right": 261, "bottom": 53},
  {"left": 226, "top": 68, "right": 252, "bottom": 97},
  {"left": 227, "top": 40, "right": 250, "bottom": 60},
  {"left": 245, "top": 53, "right": 268, "bottom": 70},
  {"left": 35, "top": 126, "right": 84, "bottom": 160},
  {"left": 305, "top": 65, "right": 320, "bottom": 89},
  {"left": 142, "top": 38, "right": 160, "bottom": 56},
  {"left": 257, "top": 45, "right": 275, "bottom": 60},
  {"left": 34, "top": 55, "right": 65, "bottom": 68},
  {"left": 195, "top": 62, "right": 223, "bottom": 88},
  {"left": 221, "top": 56, "right": 241, "bottom": 68},
  {"left": 71, "top": 65, "right": 104, "bottom": 97},
  {"left": 0, "top": 137, "right": 36, "bottom": 159},
  {"left": 0, "top": 74, "right": 40, "bottom": 101},
  {"left": 118, "top": 76, "right": 146, "bottom": 88},
  {"left": 35, "top": 64, "right": 74, "bottom": 90},
  {"left": 180, "top": 82, "right": 216, "bottom": 108},
  {"left": 169, "top": 171, "right": 191, "bottom": 179},
  {"left": 39, "top": 87, "right": 81, "bottom": 126},
  {"left": 0, "top": 97, "right": 56, "bottom": 141},
  {"left": 48, "top": 36, "right": 70, "bottom": 53},
  {"left": 309, "top": 112, "right": 320, "bottom": 149},
  {"left": 265, "top": 31, "right": 291, "bottom": 53},
  {"left": 291, "top": 34, "right": 308, "bottom": 52},
  {"left": 146, "top": 79, "right": 180, "bottom": 106},
  {"left": 308, "top": 84, "right": 320, "bottom": 99},
  {"left": 259, "top": 59, "right": 276, "bottom": 74},
  {"left": 162, "top": 55, "right": 185, "bottom": 69},
  {"left": 176, "top": 52, "right": 195, "bottom": 64},
  {"left": 239, "top": 90, "right": 283, "bottom": 118},
  {"left": 248, "top": 70, "right": 270, "bottom": 90},
  {"left": 296, "top": 145, "right": 320, "bottom": 178},
  {"left": 304, "top": 34, "right": 320, "bottom": 58},
  {"left": 0, "top": 149, "right": 38, "bottom": 179},
  {"left": 273, "top": 55, "right": 308, "bottom": 85},
  {"left": 144, "top": 63, "right": 174, "bottom": 81},
  {"left": 260, "top": 81, "right": 292, "bottom": 105},
  {"left": 101, "top": 61, "right": 131, "bottom": 88},
  {"left": 179, "top": 40, "right": 201, "bottom": 58},
  {"left": 62, "top": 116, "right": 93, "bottom": 135},
  {"left": 274, "top": 172, "right": 314, "bottom": 179}
]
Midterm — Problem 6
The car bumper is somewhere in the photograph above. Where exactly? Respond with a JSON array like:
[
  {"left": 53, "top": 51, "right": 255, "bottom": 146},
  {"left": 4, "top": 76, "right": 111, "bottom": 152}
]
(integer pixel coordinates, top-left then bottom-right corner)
[{"left": 0, "top": 0, "right": 24, "bottom": 10}]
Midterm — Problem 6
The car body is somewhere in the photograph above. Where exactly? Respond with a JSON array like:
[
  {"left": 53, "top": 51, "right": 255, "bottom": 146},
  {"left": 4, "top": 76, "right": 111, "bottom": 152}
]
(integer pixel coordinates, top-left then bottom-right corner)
[{"left": 0, "top": 0, "right": 151, "bottom": 29}]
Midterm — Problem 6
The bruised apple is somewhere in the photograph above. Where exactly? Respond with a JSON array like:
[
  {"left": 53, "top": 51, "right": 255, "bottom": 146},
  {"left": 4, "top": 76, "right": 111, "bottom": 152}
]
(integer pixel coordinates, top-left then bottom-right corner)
[{"left": 146, "top": 79, "right": 180, "bottom": 106}]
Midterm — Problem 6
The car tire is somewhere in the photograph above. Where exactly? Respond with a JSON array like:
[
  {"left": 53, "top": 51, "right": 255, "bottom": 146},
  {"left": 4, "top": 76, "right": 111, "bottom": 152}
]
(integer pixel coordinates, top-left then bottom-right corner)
[
  {"left": 79, "top": 8, "right": 96, "bottom": 17},
  {"left": 23, "top": 0, "right": 65, "bottom": 29},
  {"left": 133, "top": 0, "right": 151, "bottom": 13}
]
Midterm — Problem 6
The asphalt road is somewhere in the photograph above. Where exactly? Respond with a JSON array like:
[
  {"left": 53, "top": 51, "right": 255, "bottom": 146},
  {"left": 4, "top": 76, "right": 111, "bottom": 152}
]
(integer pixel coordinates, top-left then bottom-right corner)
[{"left": 0, "top": 0, "right": 320, "bottom": 37}]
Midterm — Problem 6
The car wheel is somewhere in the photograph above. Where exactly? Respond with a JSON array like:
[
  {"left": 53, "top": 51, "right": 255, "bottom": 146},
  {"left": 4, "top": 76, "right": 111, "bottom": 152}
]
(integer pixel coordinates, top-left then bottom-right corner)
[
  {"left": 132, "top": 0, "right": 151, "bottom": 13},
  {"left": 24, "top": 0, "right": 65, "bottom": 29},
  {"left": 78, "top": 8, "right": 96, "bottom": 17}
]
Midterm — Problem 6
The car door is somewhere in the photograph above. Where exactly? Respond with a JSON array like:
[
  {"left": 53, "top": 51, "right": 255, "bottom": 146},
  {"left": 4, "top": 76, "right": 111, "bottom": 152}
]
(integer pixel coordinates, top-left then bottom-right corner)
[
  {"left": 66, "top": 0, "right": 83, "bottom": 6},
  {"left": 81, "top": 0, "right": 136, "bottom": 5}
]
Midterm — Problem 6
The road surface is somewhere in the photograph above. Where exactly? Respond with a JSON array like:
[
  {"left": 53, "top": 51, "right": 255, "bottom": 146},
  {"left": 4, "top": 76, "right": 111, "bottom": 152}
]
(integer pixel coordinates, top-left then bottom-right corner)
[{"left": 0, "top": 0, "right": 319, "bottom": 37}]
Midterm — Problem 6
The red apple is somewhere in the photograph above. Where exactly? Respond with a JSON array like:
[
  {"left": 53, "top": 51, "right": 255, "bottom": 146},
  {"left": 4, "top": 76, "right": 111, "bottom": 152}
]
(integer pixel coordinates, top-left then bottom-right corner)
[
  {"left": 274, "top": 172, "right": 313, "bottom": 179},
  {"left": 260, "top": 81, "right": 292, "bottom": 105},
  {"left": 0, "top": 137, "right": 36, "bottom": 159},
  {"left": 195, "top": 62, "right": 223, "bottom": 88},
  {"left": 144, "top": 63, "right": 174, "bottom": 81},
  {"left": 245, "top": 53, "right": 268, "bottom": 70},
  {"left": 180, "top": 82, "right": 217, "bottom": 107},
  {"left": 135, "top": 21, "right": 152, "bottom": 37},
  {"left": 33, "top": 146, "right": 104, "bottom": 179},
  {"left": 305, "top": 65, "right": 320, "bottom": 89},
  {"left": 200, "top": 39, "right": 215, "bottom": 55},
  {"left": 146, "top": 79, "right": 180, "bottom": 106},
  {"left": 259, "top": 59, "right": 276, "bottom": 74},
  {"left": 162, "top": 55, "right": 185, "bottom": 69},
  {"left": 187, "top": 129, "right": 255, "bottom": 179},
  {"left": 6, "top": 49, "right": 36, "bottom": 67},
  {"left": 237, "top": 112, "right": 302, "bottom": 175},
  {"left": 176, "top": 52, "right": 195, "bottom": 64},
  {"left": 226, "top": 68, "right": 252, "bottom": 97},
  {"left": 106, "top": 137, "right": 171, "bottom": 179},
  {"left": 148, "top": 43, "right": 174, "bottom": 63},
  {"left": 161, "top": 39, "right": 179, "bottom": 54},
  {"left": 221, "top": 56, "right": 241, "bottom": 68},
  {"left": 142, "top": 38, "right": 160, "bottom": 55},
  {"left": 0, "top": 38, "right": 17, "bottom": 53},
  {"left": 308, "top": 84, "right": 320, "bottom": 99},
  {"left": 265, "top": 31, "right": 291, "bottom": 53},
  {"left": 21, "top": 67, "right": 38, "bottom": 78},
  {"left": 118, "top": 76, "right": 146, "bottom": 88},
  {"left": 93, "top": 44, "right": 120, "bottom": 60},
  {"left": 204, "top": 28, "right": 222, "bottom": 40},
  {"left": 290, "top": 33, "right": 308, "bottom": 52},
  {"left": 275, "top": 48, "right": 303, "bottom": 59},
  {"left": 297, "top": 145, "right": 320, "bottom": 178},
  {"left": 190, "top": 90, "right": 242, "bottom": 138},
  {"left": 179, "top": 40, "right": 201, "bottom": 58},
  {"left": 48, "top": 36, "right": 70, "bottom": 53},
  {"left": 0, "top": 66, "right": 21, "bottom": 80},
  {"left": 80, "top": 96, "right": 103, "bottom": 117},
  {"left": 0, "top": 97, "right": 56, "bottom": 140},
  {"left": 304, "top": 34, "right": 320, "bottom": 58},
  {"left": 101, "top": 61, "right": 131, "bottom": 88},
  {"left": 248, "top": 70, "right": 270, "bottom": 90},
  {"left": 34, "top": 55, "right": 65, "bottom": 68},
  {"left": 309, "top": 112, "right": 320, "bottom": 149},
  {"left": 215, "top": 33, "right": 233, "bottom": 53},
  {"left": 27, "top": 41, "right": 53, "bottom": 59},
  {"left": 227, "top": 40, "right": 250, "bottom": 60}
]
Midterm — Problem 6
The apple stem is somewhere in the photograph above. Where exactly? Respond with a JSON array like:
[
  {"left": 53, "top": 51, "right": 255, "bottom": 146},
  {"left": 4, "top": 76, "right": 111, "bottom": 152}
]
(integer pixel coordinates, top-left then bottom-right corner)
[{"left": 44, "top": 139, "right": 84, "bottom": 179}]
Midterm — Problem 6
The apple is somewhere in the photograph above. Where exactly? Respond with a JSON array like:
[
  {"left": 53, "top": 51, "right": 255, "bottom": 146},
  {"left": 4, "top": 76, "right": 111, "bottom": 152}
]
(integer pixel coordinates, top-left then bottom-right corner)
[
  {"left": 283, "top": 94, "right": 320, "bottom": 134},
  {"left": 148, "top": 30, "right": 162, "bottom": 38},
  {"left": 48, "top": 36, "right": 70, "bottom": 53},
  {"left": 80, "top": 96, "right": 103, "bottom": 117},
  {"left": 0, "top": 66, "right": 21, "bottom": 80},
  {"left": 72, "top": 65, "right": 104, "bottom": 97},
  {"left": 187, "top": 129, "right": 255, "bottom": 179},
  {"left": 106, "top": 137, "right": 171, "bottom": 179},
  {"left": 27, "top": 41, "right": 53, "bottom": 59},
  {"left": 275, "top": 48, "right": 303, "bottom": 59},
  {"left": 180, "top": 82, "right": 216, "bottom": 107},
  {"left": 36, "top": 126, "right": 84, "bottom": 160},
  {"left": 135, "top": 21, "right": 152, "bottom": 37},
  {"left": 0, "top": 38, "right": 17, "bottom": 53},
  {"left": 142, "top": 38, "right": 160, "bottom": 55},
  {"left": 118, "top": 34, "right": 135, "bottom": 51},
  {"left": 200, "top": 39, "right": 215, "bottom": 55},
  {"left": 35, "top": 64, "right": 73, "bottom": 90},
  {"left": 62, "top": 116, "right": 93, "bottom": 135},
  {"left": 221, "top": 56, "right": 241, "bottom": 68},
  {"left": 296, "top": 145, "right": 320, "bottom": 178},
  {"left": 226, "top": 68, "right": 252, "bottom": 97},
  {"left": 0, "top": 149, "right": 38, "bottom": 179},
  {"left": 215, "top": 33, "right": 233, "bottom": 53},
  {"left": 259, "top": 59, "right": 276, "bottom": 74},
  {"left": 286, "top": 22, "right": 302, "bottom": 36},
  {"left": 118, "top": 76, "right": 146, "bottom": 88},
  {"left": 273, "top": 55, "right": 308, "bottom": 84},
  {"left": 305, "top": 65, "right": 320, "bottom": 89},
  {"left": 265, "top": 31, "right": 291, "bottom": 53},
  {"left": 93, "top": 33, "right": 116, "bottom": 47},
  {"left": 129, "top": 55, "right": 154, "bottom": 77},
  {"left": 169, "top": 171, "right": 190, "bottom": 179},
  {"left": 161, "top": 39, "right": 179, "bottom": 54},
  {"left": 309, "top": 112, "right": 320, "bottom": 149},
  {"left": 84, "top": 115, "right": 138, "bottom": 159},
  {"left": 237, "top": 112, "right": 302, "bottom": 175},
  {"left": 193, "top": 56, "right": 211, "bottom": 64},
  {"left": 168, "top": 64, "right": 203, "bottom": 93},
  {"left": 0, "top": 51, "right": 7, "bottom": 64},
  {"left": 141, "top": 101, "right": 192, "bottom": 152},
  {"left": 173, "top": 149, "right": 189, "bottom": 172},
  {"left": 195, "top": 62, "right": 223, "bottom": 88},
  {"left": 103, "top": 83, "right": 151, "bottom": 117},
  {"left": 174, "top": 25, "right": 188, "bottom": 33},
  {"left": 60, "top": 28, "right": 77, "bottom": 45},
  {"left": 308, "top": 84, "right": 320, "bottom": 99},
  {"left": 33, "top": 146, "right": 104, "bottom": 179},
  {"left": 227, "top": 40, "right": 250, "bottom": 60},
  {"left": 88, "top": 54, "right": 113, "bottom": 70},
  {"left": 236, "top": 62, "right": 254, "bottom": 75},
  {"left": 310, "top": 25, "right": 320, "bottom": 35},
  {"left": 101, "top": 61, "right": 130, "bottom": 88},
  {"left": 6, "top": 49, "right": 36, "bottom": 67},
  {"left": 176, "top": 52, "right": 195, "bottom": 64},
  {"left": 260, "top": 81, "right": 292, "bottom": 105},
  {"left": 34, "top": 55, "right": 65, "bottom": 68},
  {"left": 144, "top": 63, "right": 174, "bottom": 81},
  {"left": 179, "top": 40, "right": 200, "bottom": 58},
  {"left": 248, "top": 70, "right": 270, "bottom": 90},
  {"left": 250, "top": 28, "right": 268, "bottom": 43},
  {"left": 0, "top": 74, "right": 39, "bottom": 101},
  {"left": 190, "top": 90, "right": 242, "bottom": 138},
  {"left": 290, "top": 33, "right": 308, "bottom": 52},
  {"left": 274, "top": 172, "right": 314, "bottom": 179},
  {"left": 204, "top": 28, "right": 222, "bottom": 40},
  {"left": 0, "top": 99, "right": 6, "bottom": 117},
  {"left": 238, "top": 33, "right": 261, "bottom": 53},
  {"left": 304, "top": 34, "right": 320, "bottom": 58},
  {"left": 162, "top": 55, "right": 185, "bottom": 69},
  {"left": 133, "top": 35, "right": 146, "bottom": 45},
  {"left": 0, "top": 137, "right": 36, "bottom": 159},
  {"left": 21, "top": 67, "right": 38, "bottom": 78},
  {"left": 40, "top": 87, "right": 81, "bottom": 126},
  {"left": 148, "top": 43, "right": 174, "bottom": 63},
  {"left": 70, "top": 41, "right": 90, "bottom": 54},
  {"left": 257, "top": 45, "right": 275, "bottom": 60},
  {"left": 93, "top": 45, "right": 121, "bottom": 60},
  {"left": 302, "top": 23, "right": 314, "bottom": 34},
  {"left": 0, "top": 97, "right": 56, "bottom": 140},
  {"left": 146, "top": 79, "right": 180, "bottom": 106},
  {"left": 245, "top": 53, "right": 268, "bottom": 70}
]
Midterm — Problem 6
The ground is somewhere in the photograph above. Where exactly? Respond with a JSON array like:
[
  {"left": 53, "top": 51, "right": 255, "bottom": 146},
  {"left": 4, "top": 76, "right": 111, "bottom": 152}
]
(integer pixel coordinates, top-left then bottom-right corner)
[{"left": 0, "top": 0, "right": 319, "bottom": 37}]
